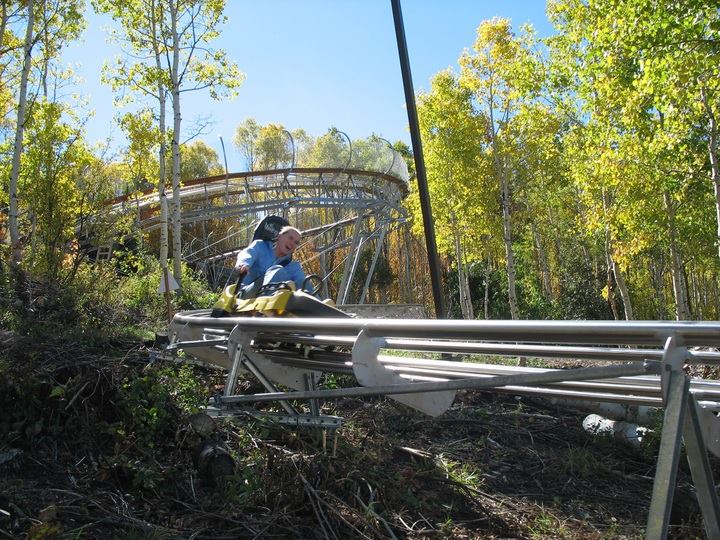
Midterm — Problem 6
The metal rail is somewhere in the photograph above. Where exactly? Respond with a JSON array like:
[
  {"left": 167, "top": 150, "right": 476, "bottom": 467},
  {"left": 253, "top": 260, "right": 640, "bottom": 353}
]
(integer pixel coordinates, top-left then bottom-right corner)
[
  {"left": 173, "top": 312, "right": 720, "bottom": 346},
  {"left": 219, "top": 361, "right": 659, "bottom": 403}
]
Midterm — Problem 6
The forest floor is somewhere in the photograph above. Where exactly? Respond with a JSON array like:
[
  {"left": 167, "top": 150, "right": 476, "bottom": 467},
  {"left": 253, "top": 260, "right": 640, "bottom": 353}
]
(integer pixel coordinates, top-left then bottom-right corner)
[{"left": 0, "top": 330, "right": 713, "bottom": 539}]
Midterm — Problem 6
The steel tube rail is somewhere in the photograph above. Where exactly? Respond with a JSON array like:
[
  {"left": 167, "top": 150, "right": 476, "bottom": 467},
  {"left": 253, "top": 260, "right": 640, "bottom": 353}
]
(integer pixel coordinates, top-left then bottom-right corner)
[
  {"left": 219, "top": 361, "right": 659, "bottom": 404},
  {"left": 172, "top": 314, "right": 720, "bottom": 347},
  {"left": 255, "top": 333, "right": 720, "bottom": 365},
  {"left": 220, "top": 350, "right": 720, "bottom": 408},
  {"left": 272, "top": 333, "right": 661, "bottom": 356},
  {"left": 256, "top": 350, "right": 720, "bottom": 401},
  {"left": 273, "top": 338, "right": 720, "bottom": 365}
]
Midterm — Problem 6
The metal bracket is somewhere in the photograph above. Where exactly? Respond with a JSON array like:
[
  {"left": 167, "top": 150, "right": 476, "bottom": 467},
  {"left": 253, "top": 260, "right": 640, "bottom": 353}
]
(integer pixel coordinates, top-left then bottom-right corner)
[
  {"left": 166, "top": 338, "right": 228, "bottom": 351},
  {"left": 352, "top": 328, "right": 456, "bottom": 417}
]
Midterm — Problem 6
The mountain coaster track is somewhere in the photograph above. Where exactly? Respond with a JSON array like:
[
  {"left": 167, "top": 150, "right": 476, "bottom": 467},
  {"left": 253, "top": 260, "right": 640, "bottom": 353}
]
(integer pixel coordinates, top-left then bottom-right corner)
[{"left": 170, "top": 311, "right": 720, "bottom": 539}]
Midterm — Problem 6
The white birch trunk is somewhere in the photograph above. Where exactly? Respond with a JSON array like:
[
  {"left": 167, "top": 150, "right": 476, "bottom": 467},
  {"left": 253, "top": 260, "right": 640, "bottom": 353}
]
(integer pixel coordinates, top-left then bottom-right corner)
[
  {"left": 612, "top": 258, "right": 633, "bottom": 320},
  {"left": 700, "top": 88, "right": 720, "bottom": 262},
  {"left": 601, "top": 189, "right": 633, "bottom": 319},
  {"left": 649, "top": 255, "right": 667, "bottom": 319},
  {"left": 170, "top": 0, "right": 182, "bottom": 290},
  {"left": 152, "top": 0, "right": 169, "bottom": 277},
  {"left": 487, "top": 100, "right": 519, "bottom": 319},
  {"left": 452, "top": 213, "right": 473, "bottom": 320},
  {"left": 8, "top": 0, "right": 35, "bottom": 267},
  {"left": 530, "top": 219, "right": 553, "bottom": 300},
  {"left": 0, "top": 3, "right": 8, "bottom": 55},
  {"left": 604, "top": 226, "right": 620, "bottom": 320},
  {"left": 499, "top": 167, "right": 519, "bottom": 319},
  {"left": 483, "top": 259, "right": 490, "bottom": 320},
  {"left": 664, "top": 191, "right": 690, "bottom": 320}
]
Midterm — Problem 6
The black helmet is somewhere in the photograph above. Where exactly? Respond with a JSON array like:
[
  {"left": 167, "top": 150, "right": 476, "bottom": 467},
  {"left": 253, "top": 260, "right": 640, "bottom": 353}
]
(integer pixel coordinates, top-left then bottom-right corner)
[{"left": 252, "top": 215, "right": 290, "bottom": 242}]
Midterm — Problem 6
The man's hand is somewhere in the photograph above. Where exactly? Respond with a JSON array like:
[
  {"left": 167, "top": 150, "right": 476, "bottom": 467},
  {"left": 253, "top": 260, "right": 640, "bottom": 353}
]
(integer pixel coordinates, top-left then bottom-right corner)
[{"left": 236, "top": 264, "right": 249, "bottom": 276}]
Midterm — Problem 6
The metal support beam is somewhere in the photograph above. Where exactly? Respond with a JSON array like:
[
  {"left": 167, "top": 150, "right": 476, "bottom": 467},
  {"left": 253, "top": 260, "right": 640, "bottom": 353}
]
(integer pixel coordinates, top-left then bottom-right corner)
[
  {"left": 359, "top": 225, "right": 388, "bottom": 304},
  {"left": 224, "top": 343, "right": 244, "bottom": 398},
  {"left": 305, "top": 373, "right": 320, "bottom": 417},
  {"left": 683, "top": 393, "right": 720, "bottom": 539},
  {"left": 646, "top": 371, "right": 689, "bottom": 539},
  {"left": 319, "top": 249, "right": 330, "bottom": 299},
  {"left": 240, "top": 356, "right": 298, "bottom": 416},
  {"left": 391, "top": 0, "right": 445, "bottom": 318},
  {"left": 337, "top": 214, "right": 364, "bottom": 304}
]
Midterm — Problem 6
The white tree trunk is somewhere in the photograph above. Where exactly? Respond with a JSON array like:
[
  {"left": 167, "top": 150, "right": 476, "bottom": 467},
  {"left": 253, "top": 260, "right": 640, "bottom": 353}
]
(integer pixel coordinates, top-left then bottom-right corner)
[
  {"left": 483, "top": 259, "right": 490, "bottom": 320},
  {"left": 152, "top": 0, "right": 169, "bottom": 276},
  {"left": 499, "top": 168, "right": 519, "bottom": 319},
  {"left": 8, "top": 0, "right": 35, "bottom": 267},
  {"left": 612, "top": 258, "right": 633, "bottom": 320},
  {"left": 701, "top": 87, "right": 720, "bottom": 262},
  {"left": 170, "top": 0, "right": 182, "bottom": 290},
  {"left": 530, "top": 219, "right": 553, "bottom": 300},
  {"left": 0, "top": 3, "right": 8, "bottom": 54},
  {"left": 664, "top": 191, "right": 691, "bottom": 320},
  {"left": 487, "top": 101, "right": 519, "bottom": 319},
  {"left": 601, "top": 189, "right": 633, "bottom": 319},
  {"left": 603, "top": 225, "right": 620, "bottom": 320},
  {"left": 452, "top": 213, "right": 473, "bottom": 320}
]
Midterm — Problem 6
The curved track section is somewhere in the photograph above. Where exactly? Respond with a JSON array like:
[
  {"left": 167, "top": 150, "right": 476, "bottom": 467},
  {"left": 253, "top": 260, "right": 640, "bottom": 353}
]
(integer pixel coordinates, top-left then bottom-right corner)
[{"left": 110, "top": 167, "right": 416, "bottom": 303}]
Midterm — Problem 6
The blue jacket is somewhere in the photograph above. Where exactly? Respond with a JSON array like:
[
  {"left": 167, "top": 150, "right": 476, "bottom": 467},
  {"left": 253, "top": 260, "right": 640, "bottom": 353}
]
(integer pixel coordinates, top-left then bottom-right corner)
[{"left": 236, "top": 239, "right": 305, "bottom": 288}]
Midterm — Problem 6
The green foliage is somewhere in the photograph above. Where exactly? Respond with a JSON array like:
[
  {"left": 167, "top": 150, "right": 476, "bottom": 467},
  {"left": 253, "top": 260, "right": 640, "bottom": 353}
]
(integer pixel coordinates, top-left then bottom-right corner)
[
  {"left": 321, "top": 373, "right": 340, "bottom": 390},
  {"left": 232, "top": 117, "right": 261, "bottom": 170},
  {"left": 179, "top": 139, "right": 224, "bottom": 181},
  {"left": 403, "top": 7, "right": 720, "bottom": 320},
  {"left": 18, "top": 100, "right": 106, "bottom": 280},
  {"left": 639, "top": 409, "right": 665, "bottom": 460},
  {"left": 120, "top": 368, "right": 174, "bottom": 449},
  {"left": 562, "top": 446, "right": 599, "bottom": 477},
  {"left": 415, "top": 69, "right": 494, "bottom": 261},
  {"left": 438, "top": 455, "right": 483, "bottom": 491},
  {"left": 302, "top": 127, "right": 353, "bottom": 168},
  {"left": 5, "top": 261, "right": 133, "bottom": 343},
  {"left": 118, "top": 108, "right": 161, "bottom": 190},
  {"left": 529, "top": 512, "right": 567, "bottom": 539},
  {"left": 162, "top": 364, "right": 208, "bottom": 413},
  {"left": 548, "top": 0, "right": 720, "bottom": 319},
  {"left": 255, "top": 123, "right": 293, "bottom": 170},
  {"left": 118, "top": 252, "right": 216, "bottom": 324},
  {"left": 220, "top": 464, "right": 263, "bottom": 506},
  {"left": 1, "top": 229, "right": 215, "bottom": 340},
  {"left": 445, "top": 262, "right": 511, "bottom": 319},
  {"left": 551, "top": 253, "right": 613, "bottom": 320}
]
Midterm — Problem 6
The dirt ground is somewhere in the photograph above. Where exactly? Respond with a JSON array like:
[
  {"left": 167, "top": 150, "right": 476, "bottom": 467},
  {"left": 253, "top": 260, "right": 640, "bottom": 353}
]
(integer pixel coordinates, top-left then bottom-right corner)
[{"left": 0, "top": 337, "right": 713, "bottom": 539}]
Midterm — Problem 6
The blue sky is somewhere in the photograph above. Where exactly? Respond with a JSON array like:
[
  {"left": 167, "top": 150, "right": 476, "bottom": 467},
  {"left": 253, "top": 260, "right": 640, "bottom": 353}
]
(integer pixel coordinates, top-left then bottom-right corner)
[{"left": 65, "top": 1, "right": 554, "bottom": 172}]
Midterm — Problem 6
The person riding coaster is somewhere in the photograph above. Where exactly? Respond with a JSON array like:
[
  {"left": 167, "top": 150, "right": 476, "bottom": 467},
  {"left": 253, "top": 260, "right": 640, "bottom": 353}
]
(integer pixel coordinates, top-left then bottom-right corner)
[{"left": 210, "top": 216, "right": 349, "bottom": 319}]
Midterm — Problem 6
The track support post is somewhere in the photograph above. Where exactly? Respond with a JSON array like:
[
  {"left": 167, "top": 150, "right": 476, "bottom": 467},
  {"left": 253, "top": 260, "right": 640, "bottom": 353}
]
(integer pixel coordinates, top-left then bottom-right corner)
[{"left": 646, "top": 335, "right": 720, "bottom": 539}]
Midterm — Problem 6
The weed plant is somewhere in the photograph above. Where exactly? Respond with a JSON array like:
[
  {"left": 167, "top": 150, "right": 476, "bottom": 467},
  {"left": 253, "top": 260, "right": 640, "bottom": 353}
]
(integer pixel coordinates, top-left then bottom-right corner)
[{"left": 1, "top": 245, "right": 217, "bottom": 346}]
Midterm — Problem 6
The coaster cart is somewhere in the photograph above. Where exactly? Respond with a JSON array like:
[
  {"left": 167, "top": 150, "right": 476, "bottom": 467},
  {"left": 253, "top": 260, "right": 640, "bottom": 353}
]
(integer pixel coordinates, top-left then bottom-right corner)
[{"left": 169, "top": 216, "right": 354, "bottom": 439}]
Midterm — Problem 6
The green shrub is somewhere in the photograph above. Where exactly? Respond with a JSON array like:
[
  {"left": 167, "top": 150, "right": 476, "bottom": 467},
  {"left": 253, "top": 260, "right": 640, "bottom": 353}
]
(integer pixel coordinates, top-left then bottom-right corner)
[
  {"left": 120, "top": 368, "right": 175, "bottom": 449},
  {"left": 160, "top": 364, "right": 209, "bottom": 413},
  {"left": 119, "top": 255, "right": 217, "bottom": 325}
]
